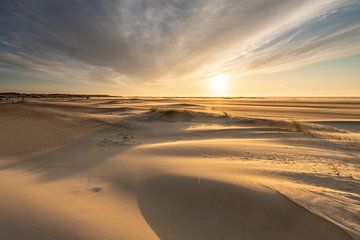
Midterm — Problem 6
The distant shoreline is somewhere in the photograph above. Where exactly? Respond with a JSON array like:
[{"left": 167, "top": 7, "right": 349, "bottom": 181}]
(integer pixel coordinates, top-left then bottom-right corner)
[
  {"left": 0, "top": 92, "right": 112, "bottom": 99},
  {"left": 1, "top": 92, "right": 359, "bottom": 99}
]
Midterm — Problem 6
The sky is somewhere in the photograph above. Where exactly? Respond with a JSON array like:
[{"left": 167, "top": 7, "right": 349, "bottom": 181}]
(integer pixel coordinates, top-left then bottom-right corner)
[{"left": 0, "top": 0, "right": 359, "bottom": 96}]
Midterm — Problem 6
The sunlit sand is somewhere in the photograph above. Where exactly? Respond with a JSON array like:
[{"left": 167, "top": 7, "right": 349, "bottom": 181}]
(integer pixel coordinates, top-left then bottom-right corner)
[{"left": 0, "top": 97, "right": 359, "bottom": 239}]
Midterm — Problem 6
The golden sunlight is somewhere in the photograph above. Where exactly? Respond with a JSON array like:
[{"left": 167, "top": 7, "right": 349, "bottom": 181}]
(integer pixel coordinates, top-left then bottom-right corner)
[{"left": 209, "top": 74, "right": 229, "bottom": 96}]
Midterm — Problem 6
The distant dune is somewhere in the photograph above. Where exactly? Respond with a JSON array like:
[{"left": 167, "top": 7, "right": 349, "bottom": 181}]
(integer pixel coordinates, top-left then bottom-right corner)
[{"left": 0, "top": 97, "right": 359, "bottom": 239}]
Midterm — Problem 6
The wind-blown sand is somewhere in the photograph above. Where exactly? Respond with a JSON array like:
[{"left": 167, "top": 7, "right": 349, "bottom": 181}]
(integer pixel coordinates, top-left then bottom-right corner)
[{"left": 0, "top": 97, "right": 359, "bottom": 240}]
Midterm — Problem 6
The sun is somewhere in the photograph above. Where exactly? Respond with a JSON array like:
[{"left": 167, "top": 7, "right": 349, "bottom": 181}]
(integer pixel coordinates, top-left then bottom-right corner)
[{"left": 209, "top": 74, "right": 229, "bottom": 96}]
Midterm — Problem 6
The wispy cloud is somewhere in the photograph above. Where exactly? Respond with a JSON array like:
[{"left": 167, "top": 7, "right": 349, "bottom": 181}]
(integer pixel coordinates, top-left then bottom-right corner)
[{"left": 0, "top": 0, "right": 359, "bottom": 86}]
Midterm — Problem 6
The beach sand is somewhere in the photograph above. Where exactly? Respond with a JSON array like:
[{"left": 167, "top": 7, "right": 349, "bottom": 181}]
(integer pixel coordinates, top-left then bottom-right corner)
[{"left": 0, "top": 97, "right": 359, "bottom": 239}]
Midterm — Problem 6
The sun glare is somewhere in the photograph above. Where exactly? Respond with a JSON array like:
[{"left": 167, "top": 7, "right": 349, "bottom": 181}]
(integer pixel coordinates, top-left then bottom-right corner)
[{"left": 210, "top": 74, "right": 229, "bottom": 96}]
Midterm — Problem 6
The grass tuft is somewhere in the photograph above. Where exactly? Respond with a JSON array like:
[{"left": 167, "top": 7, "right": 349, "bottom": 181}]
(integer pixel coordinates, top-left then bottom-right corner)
[
  {"left": 291, "top": 121, "right": 304, "bottom": 132},
  {"left": 223, "top": 111, "right": 231, "bottom": 118},
  {"left": 150, "top": 107, "right": 159, "bottom": 112}
]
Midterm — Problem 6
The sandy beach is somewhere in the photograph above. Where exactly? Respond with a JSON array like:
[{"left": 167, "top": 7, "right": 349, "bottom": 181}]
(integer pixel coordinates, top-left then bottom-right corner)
[{"left": 0, "top": 97, "right": 359, "bottom": 239}]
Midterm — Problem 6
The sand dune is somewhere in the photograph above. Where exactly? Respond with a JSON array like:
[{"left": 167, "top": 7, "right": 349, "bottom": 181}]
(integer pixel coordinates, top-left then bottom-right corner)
[
  {"left": 138, "top": 176, "right": 350, "bottom": 240},
  {"left": 0, "top": 98, "right": 359, "bottom": 239}
]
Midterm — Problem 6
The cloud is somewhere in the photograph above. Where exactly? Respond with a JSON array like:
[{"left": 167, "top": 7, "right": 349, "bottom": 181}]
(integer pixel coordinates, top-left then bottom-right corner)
[
  {"left": 0, "top": 0, "right": 359, "bottom": 86},
  {"left": 0, "top": 50, "right": 126, "bottom": 84}
]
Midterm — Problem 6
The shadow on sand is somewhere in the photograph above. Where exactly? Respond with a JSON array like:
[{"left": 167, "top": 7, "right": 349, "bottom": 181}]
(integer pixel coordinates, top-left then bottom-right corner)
[{"left": 137, "top": 175, "right": 352, "bottom": 240}]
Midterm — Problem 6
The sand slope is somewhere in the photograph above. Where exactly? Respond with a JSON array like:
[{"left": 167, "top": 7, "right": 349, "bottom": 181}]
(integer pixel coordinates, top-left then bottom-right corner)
[{"left": 0, "top": 98, "right": 359, "bottom": 239}]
